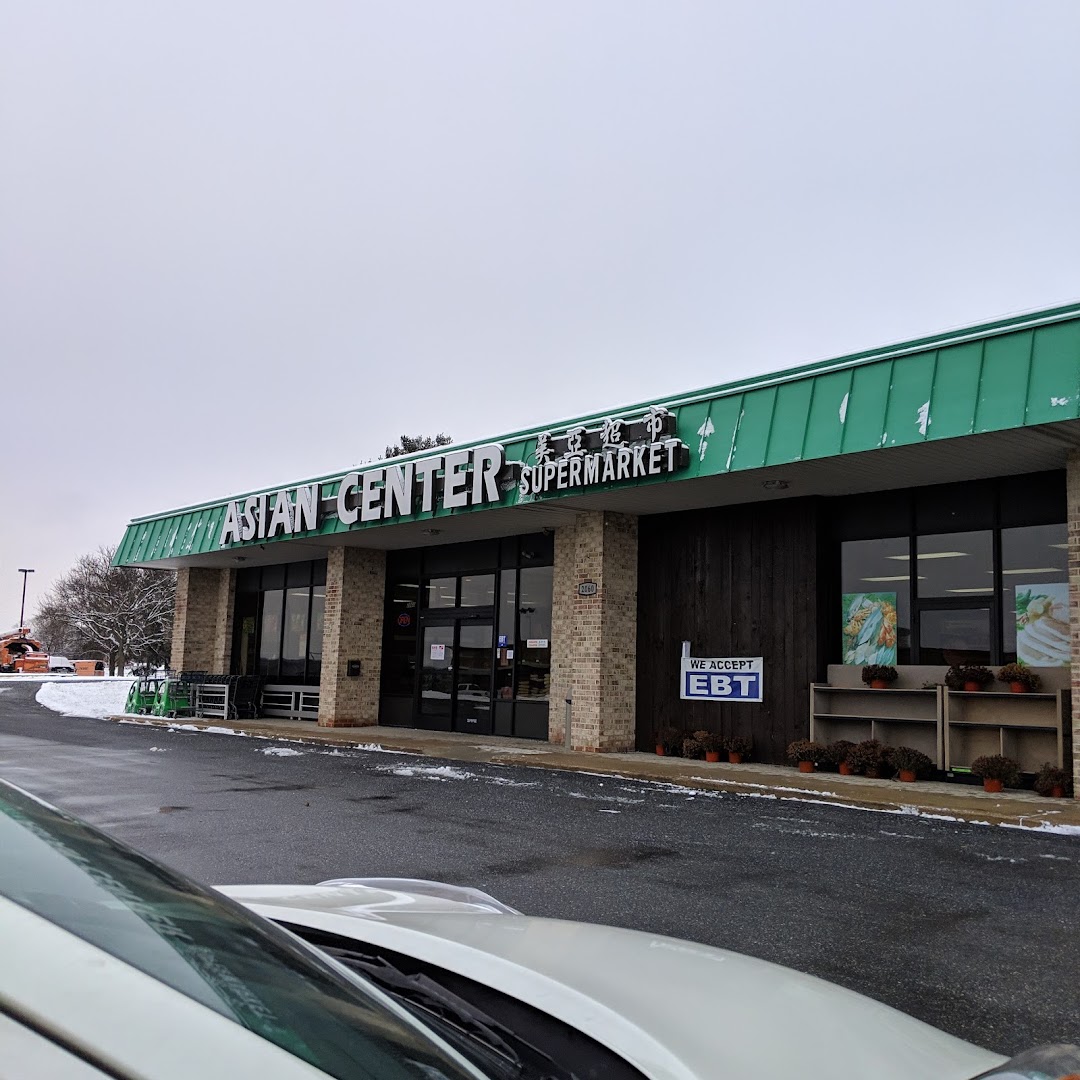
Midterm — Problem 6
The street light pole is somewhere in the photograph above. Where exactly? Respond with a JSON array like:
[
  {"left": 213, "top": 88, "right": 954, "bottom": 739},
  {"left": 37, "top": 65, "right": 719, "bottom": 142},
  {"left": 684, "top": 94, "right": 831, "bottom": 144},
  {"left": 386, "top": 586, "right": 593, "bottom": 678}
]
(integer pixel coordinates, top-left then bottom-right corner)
[{"left": 17, "top": 569, "right": 34, "bottom": 631}]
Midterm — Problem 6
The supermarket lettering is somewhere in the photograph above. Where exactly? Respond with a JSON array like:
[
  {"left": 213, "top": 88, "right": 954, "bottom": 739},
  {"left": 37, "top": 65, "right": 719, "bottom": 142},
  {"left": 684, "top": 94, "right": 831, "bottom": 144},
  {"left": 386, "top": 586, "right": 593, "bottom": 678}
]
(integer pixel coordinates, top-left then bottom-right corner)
[{"left": 680, "top": 656, "right": 763, "bottom": 702}]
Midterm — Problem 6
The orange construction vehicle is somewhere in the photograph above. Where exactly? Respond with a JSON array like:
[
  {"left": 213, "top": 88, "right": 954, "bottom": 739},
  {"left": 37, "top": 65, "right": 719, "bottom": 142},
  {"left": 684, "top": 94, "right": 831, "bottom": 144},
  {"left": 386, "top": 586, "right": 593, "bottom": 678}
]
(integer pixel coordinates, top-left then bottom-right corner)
[{"left": 0, "top": 628, "right": 51, "bottom": 673}]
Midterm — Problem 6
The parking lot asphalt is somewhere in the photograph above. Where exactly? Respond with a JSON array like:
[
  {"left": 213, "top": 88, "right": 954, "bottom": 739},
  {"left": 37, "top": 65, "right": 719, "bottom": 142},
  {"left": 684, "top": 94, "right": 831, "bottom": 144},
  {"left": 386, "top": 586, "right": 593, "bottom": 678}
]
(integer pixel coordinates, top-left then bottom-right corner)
[{"left": 2, "top": 678, "right": 1078, "bottom": 1057}]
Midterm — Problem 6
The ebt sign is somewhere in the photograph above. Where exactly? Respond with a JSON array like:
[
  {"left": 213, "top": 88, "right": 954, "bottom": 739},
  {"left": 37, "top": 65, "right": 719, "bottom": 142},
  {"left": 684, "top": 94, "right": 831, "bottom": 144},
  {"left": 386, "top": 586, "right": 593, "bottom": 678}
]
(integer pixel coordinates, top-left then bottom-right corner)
[{"left": 679, "top": 656, "right": 763, "bottom": 703}]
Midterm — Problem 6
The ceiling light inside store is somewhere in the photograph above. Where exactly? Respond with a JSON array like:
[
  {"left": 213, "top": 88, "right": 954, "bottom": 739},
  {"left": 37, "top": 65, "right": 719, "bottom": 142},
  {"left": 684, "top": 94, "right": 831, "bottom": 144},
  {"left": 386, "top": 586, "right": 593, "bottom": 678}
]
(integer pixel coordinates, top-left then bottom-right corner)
[
  {"left": 887, "top": 552, "right": 968, "bottom": 561},
  {"left": 861, "top": 575, "right": 923, "bottom": 582},
  {"left": 1000, "top": 568, "right": 1060, "bottom": 575},
  {"left": 948, "top": 588, "right": 994, "bottom": 594},
  {"left": 1050, "top": 543, "right": 1069, "bottom": 550}
]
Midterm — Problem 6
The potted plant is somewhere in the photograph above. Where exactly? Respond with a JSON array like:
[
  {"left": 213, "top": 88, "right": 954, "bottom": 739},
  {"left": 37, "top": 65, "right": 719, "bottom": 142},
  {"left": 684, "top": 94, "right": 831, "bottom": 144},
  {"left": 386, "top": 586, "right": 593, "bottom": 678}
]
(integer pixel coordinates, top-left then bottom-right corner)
[
  {"left": 654, "top": 726, "right": 679, "bottom": 756},
  {"left": 997, "top": 663, "right": 1042, "bottom": 694},
  {"left": 861, "top": 664, "right": 898, "bottom": 689},
  {"left": 786, "top": 739, "right": 825, "bottom": 773},
  {"left": 823, "top": 740, "right": 856, "bottom": 775},
  {"left": 889, "top": 745, "right": 934, "bottom": 783},
  {"left": 726, "top": 735, "right": 753, "bottom": 764},
  {"left": 693, "top": 730, "right": 725, "bottom": 763},
  {"left": 682, "top": 733, "right": 704, "bottom": 760},
  {"left": 945, "top": 664, "right": 994, "bottom": 693},
  {"left": 1034, "top": 763, "right": 1072, "bottom": 799},
  {"left": 970, "top": 754, "right": 1021, "bottom": 793},
  {"left": 846, "top": 739, "right": 889, "bottom": 779}
]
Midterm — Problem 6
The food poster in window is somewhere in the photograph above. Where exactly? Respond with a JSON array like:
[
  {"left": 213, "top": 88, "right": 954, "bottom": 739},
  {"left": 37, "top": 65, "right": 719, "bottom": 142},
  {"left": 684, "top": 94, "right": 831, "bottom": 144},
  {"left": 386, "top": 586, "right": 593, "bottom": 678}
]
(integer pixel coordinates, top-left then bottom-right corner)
[
  {"left": 1015, "top": 583, "right": 1069, "bottom": 666},
  {"left": 841, "top": 592, "right": 898, "bottom": 666}
]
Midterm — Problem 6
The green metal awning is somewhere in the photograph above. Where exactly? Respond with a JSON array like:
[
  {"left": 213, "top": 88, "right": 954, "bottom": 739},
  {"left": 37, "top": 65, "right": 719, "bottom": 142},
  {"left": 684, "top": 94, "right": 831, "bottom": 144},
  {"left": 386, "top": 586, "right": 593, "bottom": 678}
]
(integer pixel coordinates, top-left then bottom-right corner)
[{"left": 115, "top": 302, "right": 1080, "bottom": 567}]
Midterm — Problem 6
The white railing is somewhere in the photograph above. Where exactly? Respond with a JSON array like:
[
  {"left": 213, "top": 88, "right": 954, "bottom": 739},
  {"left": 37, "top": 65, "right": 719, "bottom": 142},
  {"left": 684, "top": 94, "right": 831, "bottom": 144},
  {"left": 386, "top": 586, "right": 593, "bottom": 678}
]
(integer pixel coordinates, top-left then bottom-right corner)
[{"left": 261, "top": 684, "right": 320, "bottom": 720}]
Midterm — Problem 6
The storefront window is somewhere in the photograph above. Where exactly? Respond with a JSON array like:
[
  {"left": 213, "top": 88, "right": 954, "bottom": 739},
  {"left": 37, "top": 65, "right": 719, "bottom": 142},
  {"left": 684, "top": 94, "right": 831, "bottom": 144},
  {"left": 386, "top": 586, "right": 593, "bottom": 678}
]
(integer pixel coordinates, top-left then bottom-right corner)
[
  {"left": 918, "top": 608, "right": 992, "bottom": 666},
  {"left": 459, "top": 574, "right": 495, "bottom": 607},
  {"left": 383, "top": 581, "right": 420, "bottom": 695},
  {"left": 495, "top": 571, "right": 516, "bottom": 701},
  {"left": 307, "top": 586, "right": 325, "bottom": 680},
  {"left": 916, "top": 531, "right": 993, "bottom": 599},
  {"left": 258, "top": 590, "right": 283, "bottom": 677},
  {"left": 516, "top": 566, "right": 552, "bottom": 700},
  {"left": 280, "top": 588, "right": 310, "bottom": 678},
  {"left": 840, "top": 537, "right": 911, "bottom": 664},
  {"left": 424, "top": 578, "right": 457, "bottom": 608},
  {"left": 1002, "top": 523, "right": 1069, "bottom": 664}
]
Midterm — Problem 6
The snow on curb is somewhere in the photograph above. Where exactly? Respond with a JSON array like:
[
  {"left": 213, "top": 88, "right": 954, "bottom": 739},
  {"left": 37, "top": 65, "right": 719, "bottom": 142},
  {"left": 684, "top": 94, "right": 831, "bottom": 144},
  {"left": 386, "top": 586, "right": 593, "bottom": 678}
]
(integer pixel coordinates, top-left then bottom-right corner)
[{"left": 36, "top": 679, "right": 135, "bottom": 719}]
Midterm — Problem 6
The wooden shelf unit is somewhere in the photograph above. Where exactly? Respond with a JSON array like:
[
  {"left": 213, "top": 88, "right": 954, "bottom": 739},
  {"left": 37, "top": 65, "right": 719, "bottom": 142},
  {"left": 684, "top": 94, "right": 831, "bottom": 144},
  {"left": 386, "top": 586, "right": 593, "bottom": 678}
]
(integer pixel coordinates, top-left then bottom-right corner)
[
  {"left": 810, "top": 684, "right": 943, "bottom": 768},
  {"left": 943, "top": 688, "right": 1069, "bottom": 773}
]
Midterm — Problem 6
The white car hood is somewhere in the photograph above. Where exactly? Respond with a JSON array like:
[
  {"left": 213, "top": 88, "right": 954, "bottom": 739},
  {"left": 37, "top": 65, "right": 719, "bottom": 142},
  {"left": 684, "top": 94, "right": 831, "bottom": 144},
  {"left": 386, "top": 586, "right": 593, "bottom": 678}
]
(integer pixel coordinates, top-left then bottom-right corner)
[{"left": 221, "top": 882, "right": 1004, "bottom": 1080}]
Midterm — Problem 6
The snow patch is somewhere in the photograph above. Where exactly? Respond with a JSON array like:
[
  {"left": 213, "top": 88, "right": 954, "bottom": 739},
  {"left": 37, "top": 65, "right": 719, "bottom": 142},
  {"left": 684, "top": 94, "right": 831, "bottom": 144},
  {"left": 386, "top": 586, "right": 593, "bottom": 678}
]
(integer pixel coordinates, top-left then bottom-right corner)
[
  {"left": 260, "top": 746, "right": 304, "bottom": 757},
  {"left": 1051, "top": 396, "right": 1071, "bottom": 407},
  {"left": 149, "top": 747, "right": 167, "bottom": 752},
  {"left": 36, "top": 678, "right": 134, "bottom": 719},
  {"left": 916, "top": 400, "right": 930, "bottom": 435},
  {"left": 387, "top": 765, "right": 474, "bottom": 782},
  {"left": 838, "top": 392, "right": 849, "bottom": 423},
  {"left": 597, "top": 809, "right": 621, "bottom": 814},
  {"left": 167, "top": 723, "right": 250, "bottom": 737}
]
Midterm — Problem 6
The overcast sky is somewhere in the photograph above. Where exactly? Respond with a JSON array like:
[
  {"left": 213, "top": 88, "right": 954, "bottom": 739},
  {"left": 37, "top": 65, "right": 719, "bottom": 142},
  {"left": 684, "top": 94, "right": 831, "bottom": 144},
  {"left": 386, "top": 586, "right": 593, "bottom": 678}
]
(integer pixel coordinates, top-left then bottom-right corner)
[{"left": 3, "top": 1, "right": 1080, "bottom": 628}]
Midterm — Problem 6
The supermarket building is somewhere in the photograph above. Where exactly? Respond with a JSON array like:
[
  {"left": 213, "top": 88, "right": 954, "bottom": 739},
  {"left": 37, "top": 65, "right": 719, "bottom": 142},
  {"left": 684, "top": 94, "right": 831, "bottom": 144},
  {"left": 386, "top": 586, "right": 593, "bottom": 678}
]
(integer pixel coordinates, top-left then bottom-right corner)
[{"left": 115, "top": 303, "right": 1080, "bottom": 788}]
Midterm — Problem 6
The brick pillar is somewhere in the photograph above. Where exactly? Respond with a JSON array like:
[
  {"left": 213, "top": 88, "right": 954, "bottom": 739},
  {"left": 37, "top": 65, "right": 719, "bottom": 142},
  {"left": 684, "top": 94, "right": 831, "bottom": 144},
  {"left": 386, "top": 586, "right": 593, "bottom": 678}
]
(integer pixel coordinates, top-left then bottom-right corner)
[
  {"left": 1068, "top": 452, "right": 1080, "bottom": 798},
  {"left": 170, "top": 567, "right": 235, "bottom": 673},
  {"left": 548, "top": 511, "right": 638, "bottom": 752},
  {"left": 318, "top": 547, "right": 386, "bottom": 727}
]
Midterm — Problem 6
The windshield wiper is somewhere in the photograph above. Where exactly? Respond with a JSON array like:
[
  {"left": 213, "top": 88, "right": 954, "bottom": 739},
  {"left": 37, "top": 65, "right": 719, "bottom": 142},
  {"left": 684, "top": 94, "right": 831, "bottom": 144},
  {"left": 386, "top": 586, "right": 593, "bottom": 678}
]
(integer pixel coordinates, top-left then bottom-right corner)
[{"left": 321, "top": 945, "right": 572, "bottom": 1080}]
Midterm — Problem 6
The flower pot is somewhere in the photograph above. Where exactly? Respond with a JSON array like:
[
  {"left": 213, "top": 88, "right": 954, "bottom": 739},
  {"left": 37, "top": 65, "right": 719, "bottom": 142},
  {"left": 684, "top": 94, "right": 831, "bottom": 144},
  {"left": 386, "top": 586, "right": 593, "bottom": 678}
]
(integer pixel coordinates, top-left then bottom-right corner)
[
  {"left": 983, "top": 778, "right": 1004, "bottom": 793},
  {"left": 1051, "top": 785, "right": 1066, "bottom": 799},
  {"left": 797, "top": 760, "right": 815, "bottom": 773},
  {"left": 655, "top": 745, "right": 665, "bottom": 756},
  {"left": 728, "top": 751, "right": 743, "bottom": 764},
  {"left": 1010, "top": 682, "right": 1027, "bottom": 694},
  {"left": 899, "top": 769, "right": 917, "bottom": 783},
  {"left": 705, "top": 750, "right": 721, "bottom": 763},
  {"left": 870, "top": 679, "right": 888, "bottom": 689},
  {"left": 963, "top": 681, "right": 982, "bottom": 692},
  {"left": 838, "top": 761, "right": 854, "bottom": 776}
]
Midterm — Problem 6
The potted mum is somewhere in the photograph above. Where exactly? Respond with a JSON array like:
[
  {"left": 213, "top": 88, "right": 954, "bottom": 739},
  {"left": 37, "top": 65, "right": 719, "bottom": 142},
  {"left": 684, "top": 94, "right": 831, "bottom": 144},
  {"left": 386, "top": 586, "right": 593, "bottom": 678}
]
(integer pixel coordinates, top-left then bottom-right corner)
[
  {"left": 997, "top": 663, "right": 1042, "bottom": 694},
  {"left": 861, "top": 664, "right": 898, "bottom": 689},
  {"left": 824, "top": 740, "right": 856, "bottom": 775},
  {"left": 945, "top": 664, "right": 994, "bottom": 693},
  {"left": 786, "top": 739, "right": 825, "bottom": 773},
  {"left": 970, "top": 754, "right": 1020, "bottom": 793},
  {"left": 682, "top": 733, "right": 704, "bottom": 760},
  {"left": 654, "top": 726, "right": 680, "bottom": 756},
  {"left": 726, "top": 735, "right": 753, "bottom": 764},
  {"left": 889, "top": 745, "right": 934, "bottom": 783},
  {"left": 1034, "top": 763, "right": 1072, "bottom": 799},
  {"left": 846, "top": 739, "right": 889, "bottom": 779},
  {"left": 694, "top": 730, "right": 725, "bottom": 763}
]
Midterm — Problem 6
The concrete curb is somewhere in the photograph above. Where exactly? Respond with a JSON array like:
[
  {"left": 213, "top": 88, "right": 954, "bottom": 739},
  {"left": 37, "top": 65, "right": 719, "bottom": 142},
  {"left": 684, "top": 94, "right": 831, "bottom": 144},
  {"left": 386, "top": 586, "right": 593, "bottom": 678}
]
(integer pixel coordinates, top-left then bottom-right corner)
[{"left": 106, "top": 713, "right": 1080, "bottom": 833}]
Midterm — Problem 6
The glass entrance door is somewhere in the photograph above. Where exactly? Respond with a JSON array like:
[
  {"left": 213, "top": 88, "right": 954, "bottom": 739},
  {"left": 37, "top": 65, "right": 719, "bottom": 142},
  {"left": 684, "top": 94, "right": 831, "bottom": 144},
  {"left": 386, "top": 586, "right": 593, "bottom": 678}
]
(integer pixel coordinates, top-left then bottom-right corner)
[
  {"left": 418, "top": 621, "right": 494, "bottom": 733},
  {"left": 454, "top": 623, "right": 493, "bottom": 735},
  {"left": 419, "top": 624, "right": 455, "bottom": 729}
]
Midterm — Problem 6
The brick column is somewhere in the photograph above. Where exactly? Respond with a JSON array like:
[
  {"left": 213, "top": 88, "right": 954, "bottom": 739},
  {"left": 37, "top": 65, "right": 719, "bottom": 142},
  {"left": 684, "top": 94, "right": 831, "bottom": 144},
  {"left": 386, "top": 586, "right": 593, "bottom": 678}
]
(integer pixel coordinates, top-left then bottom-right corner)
[
  {"left": 548, "top": 511, "right": 638, "bottom": 752},
  {"left": 170, "top": 567, "right": 235, "bottom": 673},
  {"left": 1068, "top": 452, "right": 1080, "bottom": 798},
  {"left": 318, "top": 547, "right": 386, "bottom": 727}
]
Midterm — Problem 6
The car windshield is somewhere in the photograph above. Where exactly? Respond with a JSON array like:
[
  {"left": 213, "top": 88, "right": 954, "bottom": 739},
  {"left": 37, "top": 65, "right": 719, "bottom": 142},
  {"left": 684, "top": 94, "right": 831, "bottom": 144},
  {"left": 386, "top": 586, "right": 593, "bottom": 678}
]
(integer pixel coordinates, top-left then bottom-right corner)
[{"left": 0, "top": 781, "right": 482, "bottom": 1080}]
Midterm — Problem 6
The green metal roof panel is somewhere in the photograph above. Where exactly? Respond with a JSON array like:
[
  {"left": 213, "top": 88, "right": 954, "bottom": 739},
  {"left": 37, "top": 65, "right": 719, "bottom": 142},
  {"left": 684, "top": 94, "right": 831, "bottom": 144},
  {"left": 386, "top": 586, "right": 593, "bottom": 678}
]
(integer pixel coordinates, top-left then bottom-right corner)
[
  {"left": 976, "top": 331, "right": 1033, "bottom": 433},
  {"left": 765, "top": 378, "right": 814, "bottom": 466},
  {"left": 114, "top": 302, "right": 1080, "bottom": 566},
  {"left": 925, "top": 340, "right": 982, "bottom": 440}
]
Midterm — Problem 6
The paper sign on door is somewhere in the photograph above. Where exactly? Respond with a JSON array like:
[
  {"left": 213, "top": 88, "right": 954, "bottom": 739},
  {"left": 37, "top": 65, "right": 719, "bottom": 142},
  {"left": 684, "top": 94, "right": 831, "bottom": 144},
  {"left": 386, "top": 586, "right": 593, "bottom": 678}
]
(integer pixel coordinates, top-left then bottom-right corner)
[{"left": 430, "top": 643, "right": 446, "bottom": 661}]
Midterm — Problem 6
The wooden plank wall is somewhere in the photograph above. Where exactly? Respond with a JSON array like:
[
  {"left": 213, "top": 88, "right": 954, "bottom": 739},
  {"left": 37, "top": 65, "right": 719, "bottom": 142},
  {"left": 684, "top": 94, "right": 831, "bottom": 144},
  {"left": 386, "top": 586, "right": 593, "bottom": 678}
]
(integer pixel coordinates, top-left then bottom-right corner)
[{"left": 636, "top": 497, "right": 824, "bottom": 764}]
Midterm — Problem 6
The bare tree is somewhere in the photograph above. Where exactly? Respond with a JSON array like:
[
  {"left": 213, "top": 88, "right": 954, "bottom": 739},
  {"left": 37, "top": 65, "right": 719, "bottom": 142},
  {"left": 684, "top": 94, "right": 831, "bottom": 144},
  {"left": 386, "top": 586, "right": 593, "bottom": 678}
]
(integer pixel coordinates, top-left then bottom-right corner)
[
  {"left": 383, "top": 433, "right": 452, "bottom": 459},
  {"left": 33, "top": 546, "right": 175, "bottom": 674}
]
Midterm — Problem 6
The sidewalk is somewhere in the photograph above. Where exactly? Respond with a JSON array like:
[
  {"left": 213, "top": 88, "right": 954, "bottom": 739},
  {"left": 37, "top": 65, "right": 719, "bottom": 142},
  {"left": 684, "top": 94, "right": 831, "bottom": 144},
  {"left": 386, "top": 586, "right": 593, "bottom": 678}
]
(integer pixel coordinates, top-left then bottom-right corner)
[{"left": 107, "top": 713, "right": 1080, "bottom": 832}]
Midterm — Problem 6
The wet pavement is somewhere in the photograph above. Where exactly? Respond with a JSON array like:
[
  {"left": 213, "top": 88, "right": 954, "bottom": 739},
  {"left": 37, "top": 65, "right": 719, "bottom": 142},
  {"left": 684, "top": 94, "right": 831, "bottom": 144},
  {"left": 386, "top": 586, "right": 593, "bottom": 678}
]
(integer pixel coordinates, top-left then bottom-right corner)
[{"left": 2, "top": 678, "right": 1079, "bottom": 1057}]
